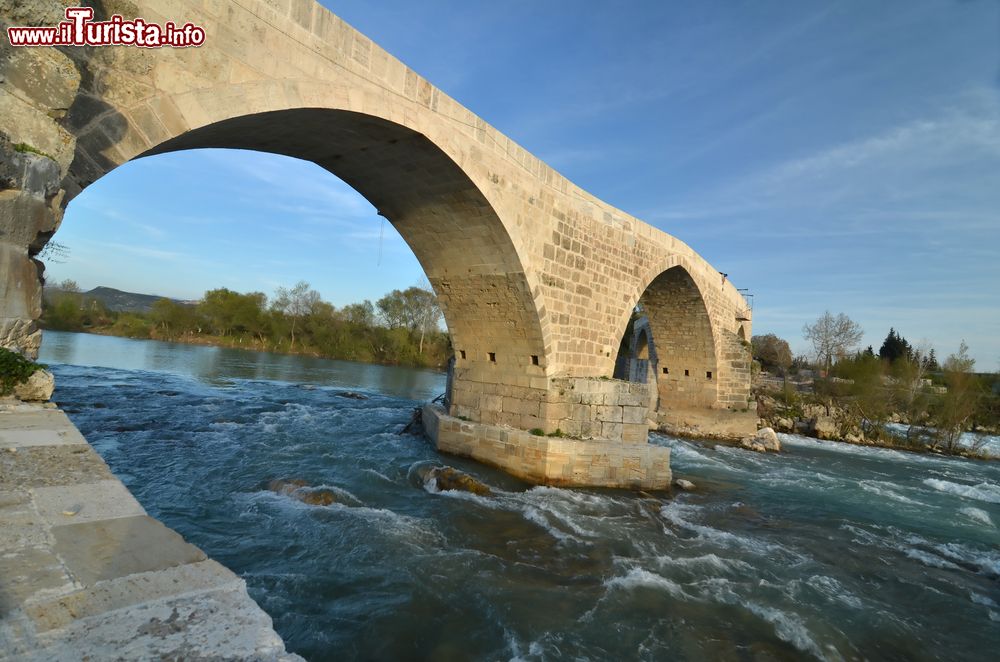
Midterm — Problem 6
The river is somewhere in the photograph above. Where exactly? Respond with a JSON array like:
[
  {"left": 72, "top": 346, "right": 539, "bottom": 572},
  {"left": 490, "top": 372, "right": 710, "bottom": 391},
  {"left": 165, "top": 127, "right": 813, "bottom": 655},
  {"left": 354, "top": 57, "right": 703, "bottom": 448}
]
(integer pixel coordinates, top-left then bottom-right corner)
[{"left": 39, "top": 330, "right": 1000, "bottom": 661}]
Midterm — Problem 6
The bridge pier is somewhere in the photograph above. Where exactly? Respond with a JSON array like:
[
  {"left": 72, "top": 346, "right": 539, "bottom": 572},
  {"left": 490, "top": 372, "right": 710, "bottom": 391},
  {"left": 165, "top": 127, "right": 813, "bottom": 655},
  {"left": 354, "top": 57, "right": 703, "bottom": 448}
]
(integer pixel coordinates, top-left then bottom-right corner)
[{"left": 433, "top": 373, "right": 671, "bottom": 490}]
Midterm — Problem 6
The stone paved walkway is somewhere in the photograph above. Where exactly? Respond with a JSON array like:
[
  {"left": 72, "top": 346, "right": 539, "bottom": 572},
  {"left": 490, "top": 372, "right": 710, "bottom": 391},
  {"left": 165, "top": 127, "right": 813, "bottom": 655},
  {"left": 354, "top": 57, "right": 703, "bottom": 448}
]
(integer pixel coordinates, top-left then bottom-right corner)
[{"left": 0, "top": 402, "right": 302, "bottom": 661}]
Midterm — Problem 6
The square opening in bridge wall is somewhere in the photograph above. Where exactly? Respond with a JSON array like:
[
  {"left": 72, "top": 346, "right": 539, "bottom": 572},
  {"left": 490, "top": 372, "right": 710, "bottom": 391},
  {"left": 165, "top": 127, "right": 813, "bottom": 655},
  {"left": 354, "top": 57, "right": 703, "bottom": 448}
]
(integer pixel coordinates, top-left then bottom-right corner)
[
  {"left": 531, "top": 355, "right": 539, "bottom": 366},
  {"left": 488, "top": 352, "right": 496, "bottom": 363},
  {"left": 662, "top": 367, "right": 668, "bottom": 374},
  {"left": 684, "top": 370, "right": 689, "bottom": 377},
  {"left": 706, "top": 371, "right": 713, "bottom": 380},
  {"left": 460, "top": 350, "right": 466, "bottom": 360}
]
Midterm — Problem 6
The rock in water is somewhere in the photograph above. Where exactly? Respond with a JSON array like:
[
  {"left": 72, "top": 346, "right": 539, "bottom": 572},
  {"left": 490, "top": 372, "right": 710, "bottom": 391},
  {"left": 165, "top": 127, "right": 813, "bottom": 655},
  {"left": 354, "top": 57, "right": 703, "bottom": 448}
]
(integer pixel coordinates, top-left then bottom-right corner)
[
  {"left": 409, "top": 463, "right": 492, "bottom": 496},
  {"left": 739, "top": 437, "right": 768, "bottom": 453},
  {"left": 674, "top": 479, "right": 696, "bottom": 491},
  {"left": 267, "top": 479, "right": 309, "bottom": 494},
  {"left": 432, "top": 467, "right": 493, "bottom": 496},
  {"left": 266, "top": 479, "right": 342, "bottom": 506},
  {"left": 336, "top": 391, "right": 368, "bottom": 400},
  {"left": 754, "top": 427, "right": 781, "bottom": 452}
]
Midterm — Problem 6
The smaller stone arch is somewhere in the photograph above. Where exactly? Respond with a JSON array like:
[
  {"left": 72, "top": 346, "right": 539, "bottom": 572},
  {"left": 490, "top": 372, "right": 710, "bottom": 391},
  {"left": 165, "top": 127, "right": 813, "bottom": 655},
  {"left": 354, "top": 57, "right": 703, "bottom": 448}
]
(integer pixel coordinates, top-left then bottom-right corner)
[
  {"left": 640, "top": 265, "right": 719, "bottom": 411},
  {"left": 612, "top": 261, "right": 755, "bottom": 439}
]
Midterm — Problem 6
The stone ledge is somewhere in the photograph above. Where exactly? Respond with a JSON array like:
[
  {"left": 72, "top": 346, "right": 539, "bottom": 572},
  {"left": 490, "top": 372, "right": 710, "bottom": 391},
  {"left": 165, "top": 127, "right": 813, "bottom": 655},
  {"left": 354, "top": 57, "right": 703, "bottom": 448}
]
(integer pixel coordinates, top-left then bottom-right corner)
[
  {"left": 0, "top": 405, "right": 301, "bottom": 660},
  {"left": 655, "top": 407, "right": 757, "bottom": 441}
]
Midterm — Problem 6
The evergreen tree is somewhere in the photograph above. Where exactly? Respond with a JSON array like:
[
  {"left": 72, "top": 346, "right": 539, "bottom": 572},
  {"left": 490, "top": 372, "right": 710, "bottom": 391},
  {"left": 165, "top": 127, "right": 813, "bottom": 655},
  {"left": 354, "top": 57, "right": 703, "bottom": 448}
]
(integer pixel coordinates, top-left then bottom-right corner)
[
  {"left": 879, "top": 328, "right": 912, "bottom": 364},
  {"left": 922, "top": 348, "right": 940, "bottom": 372}
]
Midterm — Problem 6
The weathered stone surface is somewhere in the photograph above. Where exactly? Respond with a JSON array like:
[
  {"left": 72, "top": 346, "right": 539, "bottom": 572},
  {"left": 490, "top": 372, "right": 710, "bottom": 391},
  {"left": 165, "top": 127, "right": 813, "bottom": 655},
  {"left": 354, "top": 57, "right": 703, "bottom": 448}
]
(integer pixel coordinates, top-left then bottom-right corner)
[
  {"left": 0, "top": 91, "right": 76, "bottom": 171},
  {"left": 753, "top": 426, "right": 781, "bottom": 452},
  {"left": 674, "top": 478, "right": 696, "bottom": 491},
  {"left": 0, "top": 422, "right": 86, "bottom": 447},
  {"left": 814, "top": 416, "right": 838, "bottom": 440},
  {"left": 0, "top": 443, "right": 114, "bottom": 489},
  {"left": 0, "top": 545, "right": 76, "bottom": 617},
  {"left": 20, "top": 560, "right": 240, "bottom": 634},
  {"left": 0, "top": 242, "right": 42, "bottom": 321},
  {"left": 425, "top": 405, "right": 671, "bottom": 490},
  {"left": 0, "top": 44, "right": 80, "bottom": 114},
  {"left": 775, "top": 416, "right": 794, "bottom": 432},
  {"left": 11, "top": 368, "right": 53, "bottom": 402},
  {"left": 0, "top": 317, "right": 41, "bottom": 357},
  {"left": 0, "top": 0, "right": 68, "bottom": 26},
  {"left": 0, "top": 406, "right": 300, "bottom": 659},
  {"left": 266, "top": 478, "right": 357, "bottom": 506},
  {"left": 740, "top": 438, "right": 768, "bottom": 453},
  {"left": 32, "top": 480, "right": 146, "bottom": 526},
  {"left": 51, "top": 515, "right": 207, "bottom": 585},
  {"left": 10, "top": 584, "right": 302, "bottom": 661},
  {"left": 410, "top": 463, "right": 493, "bottom": 496}
]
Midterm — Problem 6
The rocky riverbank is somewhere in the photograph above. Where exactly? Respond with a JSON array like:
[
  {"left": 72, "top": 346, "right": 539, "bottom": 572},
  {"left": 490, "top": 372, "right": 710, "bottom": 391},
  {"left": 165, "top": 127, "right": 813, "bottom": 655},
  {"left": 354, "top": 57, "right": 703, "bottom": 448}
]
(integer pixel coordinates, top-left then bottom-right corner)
[{"left": 755, "top": 391, "right": 998, "bottom": 459}]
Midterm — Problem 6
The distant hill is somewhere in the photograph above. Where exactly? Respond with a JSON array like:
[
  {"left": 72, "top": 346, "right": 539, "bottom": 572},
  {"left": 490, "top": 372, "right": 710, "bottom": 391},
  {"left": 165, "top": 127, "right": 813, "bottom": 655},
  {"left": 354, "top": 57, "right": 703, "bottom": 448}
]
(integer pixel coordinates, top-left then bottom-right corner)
[{"left": 45, "top": 286, "right": 195, "bottom": 313}]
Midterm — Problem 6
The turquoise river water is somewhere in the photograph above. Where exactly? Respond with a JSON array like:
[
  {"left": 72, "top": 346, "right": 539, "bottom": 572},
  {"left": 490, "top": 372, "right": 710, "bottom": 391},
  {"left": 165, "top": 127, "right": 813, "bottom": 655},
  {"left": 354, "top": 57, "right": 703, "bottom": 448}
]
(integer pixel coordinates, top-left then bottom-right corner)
[{"left": 39, "top": 331, "right": 1000, "bottom": 661}]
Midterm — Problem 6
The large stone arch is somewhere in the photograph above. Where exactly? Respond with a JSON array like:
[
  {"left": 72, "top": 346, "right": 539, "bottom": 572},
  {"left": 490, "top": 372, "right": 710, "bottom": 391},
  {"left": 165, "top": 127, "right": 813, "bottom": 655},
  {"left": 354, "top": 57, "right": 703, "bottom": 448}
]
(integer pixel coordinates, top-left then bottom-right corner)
[
  {"left": 2, "top": 0, "right": 754, "bottom": 489},
  {"left": 69, "top": 106, "right": 549, "bottom": 414}
]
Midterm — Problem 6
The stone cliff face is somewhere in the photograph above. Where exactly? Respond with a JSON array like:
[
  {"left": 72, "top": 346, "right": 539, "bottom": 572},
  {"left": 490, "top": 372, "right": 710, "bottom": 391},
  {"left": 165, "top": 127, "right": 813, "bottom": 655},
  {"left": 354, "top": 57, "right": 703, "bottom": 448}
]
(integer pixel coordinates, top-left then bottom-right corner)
[{"left": 1, "top": 0, "right": 85, "bottom": 358}]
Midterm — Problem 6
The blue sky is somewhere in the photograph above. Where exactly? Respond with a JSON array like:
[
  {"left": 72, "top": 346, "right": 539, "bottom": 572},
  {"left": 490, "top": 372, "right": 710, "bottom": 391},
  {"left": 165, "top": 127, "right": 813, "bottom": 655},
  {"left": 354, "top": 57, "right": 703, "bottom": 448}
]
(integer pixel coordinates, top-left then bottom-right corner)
[{"left": 51, "top": 0, "right": 1000, "bottom": 368}]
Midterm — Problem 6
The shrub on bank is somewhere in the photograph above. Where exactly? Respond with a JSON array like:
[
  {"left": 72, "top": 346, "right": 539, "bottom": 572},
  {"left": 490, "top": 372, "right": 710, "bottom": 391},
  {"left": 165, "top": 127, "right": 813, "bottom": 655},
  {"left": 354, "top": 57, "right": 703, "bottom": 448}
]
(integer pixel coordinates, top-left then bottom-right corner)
[{"left": 0, "top": 348, "right": 45, "bottom": 395}]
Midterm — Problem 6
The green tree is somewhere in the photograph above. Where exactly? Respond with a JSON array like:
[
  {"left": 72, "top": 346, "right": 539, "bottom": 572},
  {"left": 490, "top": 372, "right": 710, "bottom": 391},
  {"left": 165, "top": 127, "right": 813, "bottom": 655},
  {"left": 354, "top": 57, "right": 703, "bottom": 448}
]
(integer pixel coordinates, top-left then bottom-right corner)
[
  {"left": 922, "top": 348, "right": 939, "bottom": 372},
  {"left": 834, "top": 352, "right": 893, "bottom": 441},
  {"left": 930, "top": 341, "right": 981, "bottom": 453},
  {"left": 150, "top": 298, "right": 202, "bottom": 338},
  {"left": 199, "top": 289, "right": 267, "bottom": 338},
  {"left": 340, "top": 300, "right": 376, "bottom": 327},
  {"left": 271, "top": 281, "right": 320, "bottom": 351},
  {"left": 751, "top": 333, "right": 793, "bottom": 374},
  {"left": 878, "top": 328, "right": 912, "bottom": 364},
  {"left": 376, "top": 286, "right": 442, "bottom": 354}
]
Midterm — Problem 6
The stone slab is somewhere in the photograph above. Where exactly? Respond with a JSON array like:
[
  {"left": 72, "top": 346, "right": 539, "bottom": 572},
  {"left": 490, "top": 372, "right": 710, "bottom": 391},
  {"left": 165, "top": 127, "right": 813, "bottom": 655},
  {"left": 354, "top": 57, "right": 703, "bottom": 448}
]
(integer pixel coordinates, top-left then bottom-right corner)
[
  {"left": 31, "top": 480, "right": 146, "bottom": 526},
  {"left": 0, "top": 427, "right": 89, "bottom": 448},
  {"left": 0, "top": 444, "right": 114, "bottom": 490},
  {"left": 0, "top": 546, "right": 76, "bottom": 618},
  {"left": 0, "top": 408, "right": 72, "bottom": 431},
  {"left": 19, "top": 559, "right": 240, "bottom": 634},
  {"left": 0, "top": 404, "right": 299, "bottom": 659},
  {"left": 0, "top": 490, "right": 49, "bottom": 552},
  {"left": 51, "top": 516, "right": 207, "bottom": 586},
  {"left": 7, "top": 584, "right": 302, "bottom": 662}
]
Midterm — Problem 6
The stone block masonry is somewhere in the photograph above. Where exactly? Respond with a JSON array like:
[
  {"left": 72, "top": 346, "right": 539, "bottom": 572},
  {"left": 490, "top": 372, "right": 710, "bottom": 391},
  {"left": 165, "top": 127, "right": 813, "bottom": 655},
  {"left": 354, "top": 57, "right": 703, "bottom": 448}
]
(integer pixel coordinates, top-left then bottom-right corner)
[
  {"left": 0, "top": 403, "right": 301, "bottom": 660},
  {"left": 1, "top": 0, "right": 754, "bottom": 489},
  {"left": 424, "top": 404, "right": 671, "bottom": 490}
]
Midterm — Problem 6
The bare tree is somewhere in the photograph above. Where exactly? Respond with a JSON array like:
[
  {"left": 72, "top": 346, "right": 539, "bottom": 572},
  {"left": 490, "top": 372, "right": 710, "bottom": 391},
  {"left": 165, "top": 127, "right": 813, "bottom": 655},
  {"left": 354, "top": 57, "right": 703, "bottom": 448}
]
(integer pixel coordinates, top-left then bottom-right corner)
[
  {"left": 803, "top": 311, "right": 863, "bottom": 372},
  {"left": 271, "top": 281, "right": 320, "bottom": 352},
  {"left": 57, "top": 279, "right": 80, "bottom": 293}
]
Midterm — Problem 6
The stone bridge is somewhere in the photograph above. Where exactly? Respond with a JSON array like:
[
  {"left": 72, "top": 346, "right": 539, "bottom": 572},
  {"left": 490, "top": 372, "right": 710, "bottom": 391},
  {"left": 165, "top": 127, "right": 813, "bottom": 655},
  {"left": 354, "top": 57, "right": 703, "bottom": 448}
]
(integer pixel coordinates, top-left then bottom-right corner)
[{"left": 1, "top": 0, "right": 754, "bottom": 489}]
